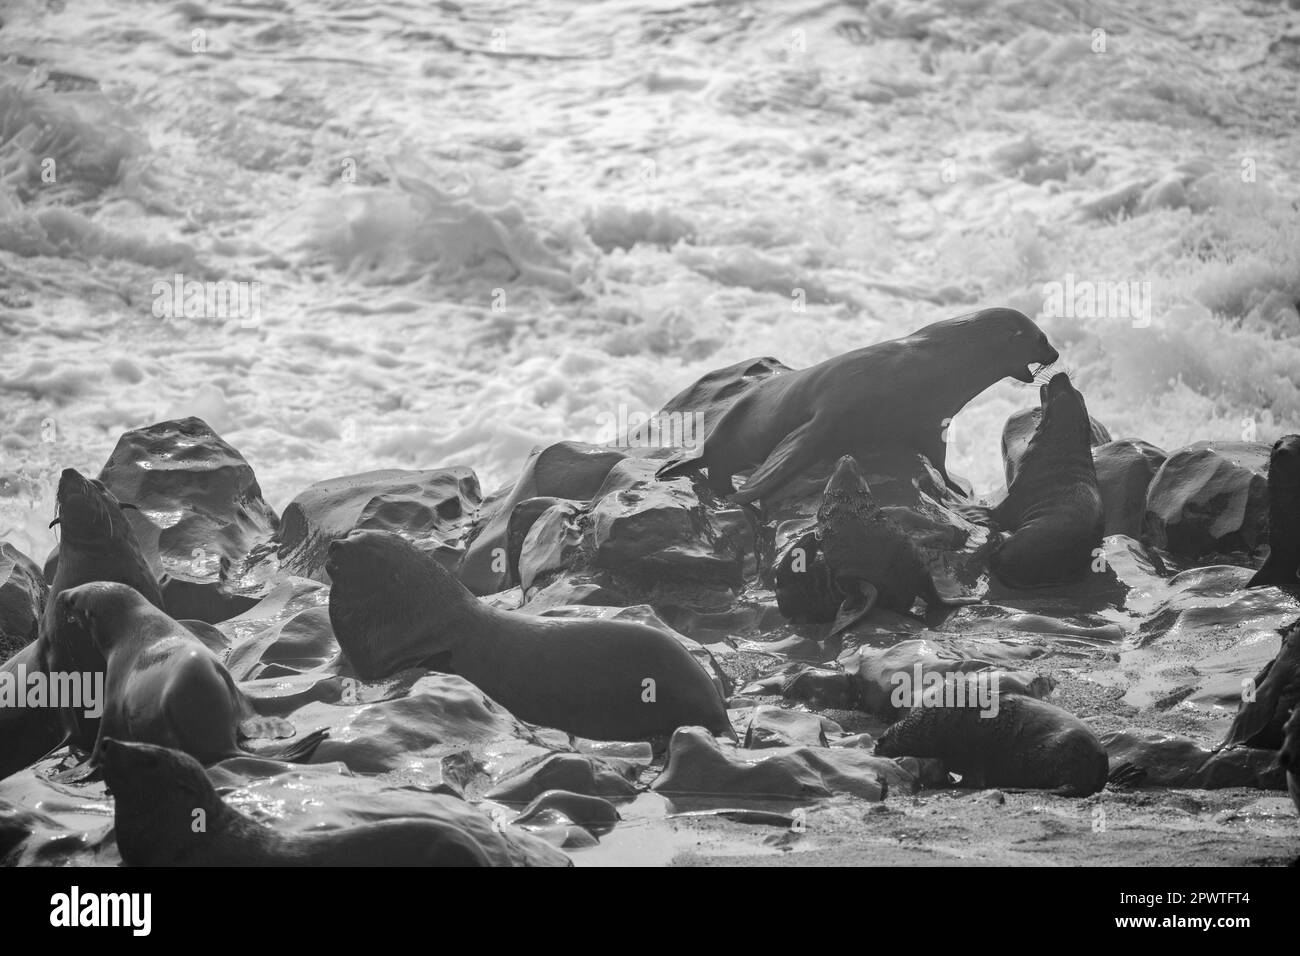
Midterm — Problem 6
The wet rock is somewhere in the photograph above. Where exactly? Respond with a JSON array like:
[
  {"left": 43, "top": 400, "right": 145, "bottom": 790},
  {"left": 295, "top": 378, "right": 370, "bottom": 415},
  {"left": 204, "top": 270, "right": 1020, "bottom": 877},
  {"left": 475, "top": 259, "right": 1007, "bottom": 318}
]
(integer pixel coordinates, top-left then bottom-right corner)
[
  {"left": 519, "top": 575, "right": 627, "bottom": 612},
  {"left": 278, "top": 468, "right": 481, "bottom": 581},
  {"left": 68, "top": 417, "right": 281, "bottom": 623},
  {"left": 512, "top": 790, "right": 620, "bottom": 833},
  {"left": 509, "top": 497, "right": 583, "bottom": 591},
  {"left": 839, "top": 637, "right": 1051, "bottom": 719},
  {"left": 1141, "top": 441, "right": 1269, "bottom": 561},
  {"left": 219, "top": 577, "right": 335, "bottom": 681},
  {"left": 486, "top": 753, "right": 640, "bottom": 803},
  {"left": 585, "top": 459, "right": 752, "bottom": 586},
  {"left": 0, "top": 543, "right": 46, "bottom": 662},
  {"left": 740, "top": 664, "right": 856, "bottom": 710},
  {"left": 651, "top": 726, "right": 914, "bottom": 800},
  {"left": 1093, "top": 439, "right": 1168, "bottom": 537},
  {"left": 742, "top": 706, "right": 840, "bottom": 749},
  {"left": 294, "top": 671, "right": 555, "bottom": 796},
  {"left": 460, "top": 441, "right": 626, "bottom": 595},
  {"left": 1002, "top": 406, "right": 1111, "bottom": 486}
]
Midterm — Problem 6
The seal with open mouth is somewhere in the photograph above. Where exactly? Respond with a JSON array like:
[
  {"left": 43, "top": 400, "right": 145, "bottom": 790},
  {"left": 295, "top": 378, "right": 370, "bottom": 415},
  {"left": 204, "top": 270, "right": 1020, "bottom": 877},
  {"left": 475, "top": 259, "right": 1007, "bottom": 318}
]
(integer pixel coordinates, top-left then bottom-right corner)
[
  {"left": 656, "top": 308, "right": 1058, "bottom": 503},
  {"left": 326, "top": 529, "right": 731, "bottom": 741}
]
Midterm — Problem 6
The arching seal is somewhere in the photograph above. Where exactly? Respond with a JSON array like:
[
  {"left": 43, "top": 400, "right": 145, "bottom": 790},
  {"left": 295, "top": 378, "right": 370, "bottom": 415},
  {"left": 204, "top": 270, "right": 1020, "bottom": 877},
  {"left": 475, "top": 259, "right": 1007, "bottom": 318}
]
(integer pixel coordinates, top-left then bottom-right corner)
[
  {"left": 100, "top": 739, "right": 495, "bottom": 866},
  {"left": 57, "top": 582, "right": 322, "bottom": 765},
  {"left": 977, "top": 372, "right": 1104, "bottom": 587},
  {"left": 1248, "top": 434, "right": 1300, "bottom": 592},
  {"left": 656, "top": 308, "right": 1059, "bottom": 503},
  {"left": 0, "top": 469, "right": 165, "bottom": 781},
  {"left": 875, "top": 694, "right": 1109, "bottom": 796},
  {"left": 813, "top": 455, "right": 975, "bottom": 635},
  {"left": 326, "top": 529, "right": 731, "bottom": 741}
]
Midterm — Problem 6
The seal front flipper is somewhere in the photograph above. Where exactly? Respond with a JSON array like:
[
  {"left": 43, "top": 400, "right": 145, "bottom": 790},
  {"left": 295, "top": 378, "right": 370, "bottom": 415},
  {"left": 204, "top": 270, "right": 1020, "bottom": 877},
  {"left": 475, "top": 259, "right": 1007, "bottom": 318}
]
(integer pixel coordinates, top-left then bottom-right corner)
[
  {"left": 829, "top": 581, "right": 878, "bottom": 637},
  {"left": 655, "top": 454, "right": 704, "bottom": 481},
  {"left": 732, "top": 418, "right": 821, "bottom": 505}
]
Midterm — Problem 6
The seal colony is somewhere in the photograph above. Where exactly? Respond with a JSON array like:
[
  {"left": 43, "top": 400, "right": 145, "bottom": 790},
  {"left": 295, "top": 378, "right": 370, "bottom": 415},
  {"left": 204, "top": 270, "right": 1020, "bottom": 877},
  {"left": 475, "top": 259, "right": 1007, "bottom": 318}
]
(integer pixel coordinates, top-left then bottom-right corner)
[{"left": 2, "top": 306, "right": 1299, "bottom": 866}]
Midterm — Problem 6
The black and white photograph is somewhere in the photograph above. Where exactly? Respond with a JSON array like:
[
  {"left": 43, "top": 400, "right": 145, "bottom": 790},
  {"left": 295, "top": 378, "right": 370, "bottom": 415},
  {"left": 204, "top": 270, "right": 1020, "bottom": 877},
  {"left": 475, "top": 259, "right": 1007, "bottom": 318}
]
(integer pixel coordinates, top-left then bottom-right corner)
[{"left": 0, "top": 0, "right": 1297, "bottom": 900}]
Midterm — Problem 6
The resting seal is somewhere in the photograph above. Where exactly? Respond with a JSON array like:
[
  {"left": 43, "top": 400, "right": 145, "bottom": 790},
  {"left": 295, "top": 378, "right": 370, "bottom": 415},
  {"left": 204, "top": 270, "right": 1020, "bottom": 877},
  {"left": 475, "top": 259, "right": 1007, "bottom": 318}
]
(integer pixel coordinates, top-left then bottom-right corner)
[
  {"left": 977, "top": 372, "right": 1104, "bottom": 587},
  {"left": 656, "top": 308, "right": 1058, "bottom": 503},
  {"left": 326, "top": 529, "right": 731, "bottom": 741},
  {"left": 100, "top": 739, "right": 494, "bottom": 866},
  {"left": 0, "top": 469, "right": 165, "bottom": 781},
  {"left": 816, "top": 455, "right": 975, "bottom": 634},
  {"left": 1248, "top": 435, "right": 1300, "bottom": 592},
  {"left": 875, "top": 694, "right": 1108, "bottom": 796},
  {"left": 57, "top": 582, "right": 321, "bottom": 765}
]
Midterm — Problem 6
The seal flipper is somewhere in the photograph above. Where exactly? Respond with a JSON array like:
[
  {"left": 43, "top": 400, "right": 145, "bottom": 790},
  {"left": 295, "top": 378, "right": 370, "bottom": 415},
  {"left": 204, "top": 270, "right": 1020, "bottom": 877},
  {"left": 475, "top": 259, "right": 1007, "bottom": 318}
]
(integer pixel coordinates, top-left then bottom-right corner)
[
  {"left": 655, "top": 455, "right": 704, "bottom": 481},
  {"left": 829, "top": 581, "right": 878, "bottom": 637},
  {"left": 1246, "top": 560, "right": 1300, "bottom": 591},
  {"left": 732, "top": 418, "right": 821, "bottom": 505}
]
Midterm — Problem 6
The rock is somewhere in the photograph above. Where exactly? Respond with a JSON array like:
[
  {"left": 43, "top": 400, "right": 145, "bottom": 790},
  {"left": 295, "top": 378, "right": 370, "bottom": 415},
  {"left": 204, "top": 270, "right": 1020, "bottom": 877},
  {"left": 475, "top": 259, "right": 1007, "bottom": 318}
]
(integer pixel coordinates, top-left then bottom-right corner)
[
  {"left": 1141, "top": 441, "right": 1270, "bottom": 561},
  {"left": 50, "top": 417, "right": 280, "bottom": 623},
  {"left": 839, "top": 637, "right": 1051, "bottom": 719},
  {"left": 584, "top": 459, "right": 753, "bottom": 586},
  {"left": 742, "top": 706, "right": 840, "bottom": 749},
  {"left": 1002, "top": 406, "right": 1111, "bottom": 486},
  {"left": 508, "top": 497, "right": 582, "bottom": 591},
  {"left": 740, "top": 664, "right": 857, "bottom": 710},
  {"left": 294, "top": 671, "right": 554, "bottom": 796},
  {"left": 511, "top": 790, "right": 620, "bottom": 833},
  {"left": 485, "top": 753, "right": 640, "bottom": 803},
  {"left": 0, "top": 543, "right": 46, "bottom": 662},
  {"left": 460, "top": 441, "right": 626, "bottom": 595},
  {"left": 519, "top": 576, "right": 627, "bottom": 612},
  {"left": 1093, "top": 439, "right": 1168, "bottom": 537},
  {"left": 277, "top": 468, "right": 481, "bottom": 581},
  {"left": 651, "top": 726, "right": 915, "bottom": 800},
  {"left": 1193, "top": 747, "right": 1287, "bottom": 790}
]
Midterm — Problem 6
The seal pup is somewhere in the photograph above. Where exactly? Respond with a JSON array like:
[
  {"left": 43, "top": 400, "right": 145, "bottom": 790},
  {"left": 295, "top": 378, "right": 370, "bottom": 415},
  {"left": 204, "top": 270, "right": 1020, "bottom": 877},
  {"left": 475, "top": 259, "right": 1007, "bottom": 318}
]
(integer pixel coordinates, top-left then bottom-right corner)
[
  {"left": 875, "top": 694, "right": 1109, "bottom": 796},
  {"left": 100, "top": 739, "right": 498, "bottom": 866},
  {"left": 976, "top": 372, "right": 1104, "bottom": 588},
  {"left": 656, "top": 308, "right": 1059, "bottom": 503},
  {"left": 816, "top": 455, "right": 976, "bottom": 635},
  {"left": 57, "top": 582, "right": 323, "bottom": 766},
  {"left": 1248, "top": 435, "right": 1300, "bottom": 592},
  {"left": 326, "top": 529, "right": 732, "bottom": 741},
  {"left": 0, "top": 469, "right": 166, "bottom": 781}
]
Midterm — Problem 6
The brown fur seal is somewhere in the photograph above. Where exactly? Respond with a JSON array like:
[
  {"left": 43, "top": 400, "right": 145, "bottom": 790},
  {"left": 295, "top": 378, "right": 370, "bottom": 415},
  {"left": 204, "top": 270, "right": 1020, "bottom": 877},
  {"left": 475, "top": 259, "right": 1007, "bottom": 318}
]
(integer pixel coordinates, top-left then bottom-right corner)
[
  {"left": 100, "top": 739, "right": 496, "bottom": 866},
  {"left": 977, "top": 372, "right": 1104, "bottom": 587},
  {"left": 1276, "top": 706, "right": 1299, "bottom": 817},
  {"left": 1225, "top": 617, "right": 1300, "bottom": 750},
  {"left": 57, "top": 582, "right": 322, "bottom": 766},
  {"left": 0, "top": 469, "right": 165, "bottom": 781},
  {"left": 326, "top": 529, "right": 731, "bottom": 741},
  {"left": 817, "top": 455, "right": 975, "bottom": 634},
  {"left": 875, "top": 694, "right": 1109, "bottom": 796},
  {"left": 1248, "top": 435, "right": 1300, "bottom": 592},
  {"left": 656, "top": 308, "right": 1059, "bottom": 502}
]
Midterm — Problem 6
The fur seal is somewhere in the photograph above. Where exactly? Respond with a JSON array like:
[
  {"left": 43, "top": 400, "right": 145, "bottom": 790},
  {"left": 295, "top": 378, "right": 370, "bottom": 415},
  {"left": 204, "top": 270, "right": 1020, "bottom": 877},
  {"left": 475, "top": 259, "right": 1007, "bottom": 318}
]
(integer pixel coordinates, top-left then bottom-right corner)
[
  {"left": 977, "top": 372, "right": 1104, "bottom": 587},
  {"left": 1276, "top": 705, "right": 1299, "bottom": 816},
  {"left": 875, "top": 694, "right": 1109, "bottom": 796},
  {"left": 1225, "top": 617, "right": 1300, "bottom": 750},
  {"left": 816, "top": 455, "right": 975, "bottom": 634},
  {"left": 326, "top": 529, "right": 731, "bottom": 741},
  {"left": 0, "top": 469, "right": 166, "bottom": 781},
  {"left": 1248, "top": 435, "right": 1300, "bottom": 592},
  {"left": 100, "top": 739, "right": 495, "bottom": 866},
  {"left": 656, "top": 308, "right": 1059, "bottom": 503},
  {"left": 56, "top": 582, "right": 322, "bottom": 765}
]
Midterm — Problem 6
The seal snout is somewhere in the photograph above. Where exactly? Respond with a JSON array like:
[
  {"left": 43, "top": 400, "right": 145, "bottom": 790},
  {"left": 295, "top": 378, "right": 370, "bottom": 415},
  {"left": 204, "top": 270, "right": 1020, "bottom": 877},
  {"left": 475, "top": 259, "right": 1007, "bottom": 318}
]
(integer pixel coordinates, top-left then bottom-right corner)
[{"left": 825, "top": 455, "right": 868, "bottom": 495}]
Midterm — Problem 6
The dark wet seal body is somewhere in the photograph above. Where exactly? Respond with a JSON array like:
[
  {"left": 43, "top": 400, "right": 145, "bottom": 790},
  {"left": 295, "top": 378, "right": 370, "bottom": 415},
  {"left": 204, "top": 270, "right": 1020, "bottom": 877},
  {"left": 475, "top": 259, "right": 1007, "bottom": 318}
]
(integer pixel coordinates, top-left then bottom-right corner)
[
  {"left": 0, "top": 470, "right": 165, "bottom": 781},
  {"left": 101, "top": 739, "right": 500, "bottom": 866},
  {"left": 816, "top": 455, "right": 975, "bottom": 635},
  {"left": 1225, "top": 617, "right": 1300, "bottom": 750},
  {"left": 57, "top": 582, "right": 322, "bottom": 766},
  {"left": 326, "top": 529, "right": 731, "bottom": 741},
  {"left": 981, "top": 372, "right": 1104, "bottom": 588},
  {"left": 1276, "top": 706, "right": 1299, "bottom": 817},
  {"left": 875, "top": 694, "right": 1109, "bottom": 796},
  {"left": 1248, "top": 435, "right": 1300, "bottom": 593},
  {"left": 656, "top": 308, "right": 1059, "bottom": 503}
]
